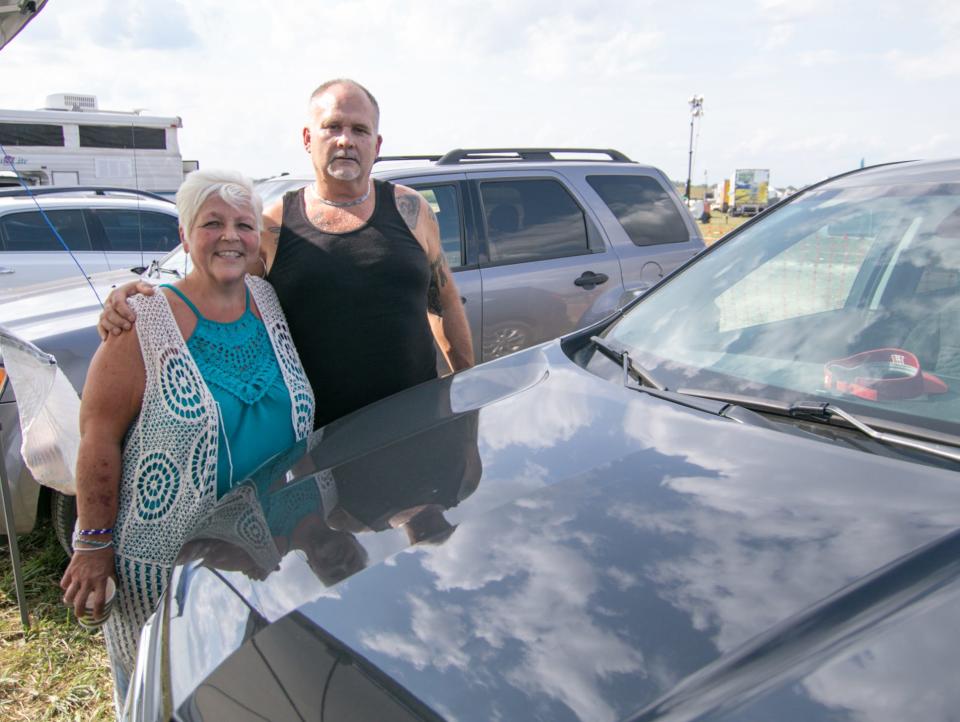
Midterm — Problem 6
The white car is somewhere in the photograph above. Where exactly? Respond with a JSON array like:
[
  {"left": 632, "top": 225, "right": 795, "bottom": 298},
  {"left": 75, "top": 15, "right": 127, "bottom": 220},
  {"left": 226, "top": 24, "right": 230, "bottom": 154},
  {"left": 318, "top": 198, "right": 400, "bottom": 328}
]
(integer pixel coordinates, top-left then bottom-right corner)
[{"left": 0, "top": 187, "right": 180, "bottom": 292}]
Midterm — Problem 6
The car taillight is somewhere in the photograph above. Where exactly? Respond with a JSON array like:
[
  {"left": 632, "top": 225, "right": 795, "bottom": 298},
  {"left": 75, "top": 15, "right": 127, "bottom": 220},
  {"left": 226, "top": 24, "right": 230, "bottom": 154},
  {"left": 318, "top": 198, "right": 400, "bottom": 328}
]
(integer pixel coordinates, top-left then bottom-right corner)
[{"left": 0, "top": 368, "right": 6, "bottom": 395}]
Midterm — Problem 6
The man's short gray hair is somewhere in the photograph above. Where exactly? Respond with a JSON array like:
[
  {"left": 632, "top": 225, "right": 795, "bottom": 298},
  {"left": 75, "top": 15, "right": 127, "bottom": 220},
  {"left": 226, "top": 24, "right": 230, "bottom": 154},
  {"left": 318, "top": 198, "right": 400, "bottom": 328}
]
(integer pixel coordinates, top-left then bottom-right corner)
[
  {"left": 309, "top": 78, "right": 380, "bottom": 127},
  {"left": 176, "top": 169, "right": 262, "bottom": 239}
]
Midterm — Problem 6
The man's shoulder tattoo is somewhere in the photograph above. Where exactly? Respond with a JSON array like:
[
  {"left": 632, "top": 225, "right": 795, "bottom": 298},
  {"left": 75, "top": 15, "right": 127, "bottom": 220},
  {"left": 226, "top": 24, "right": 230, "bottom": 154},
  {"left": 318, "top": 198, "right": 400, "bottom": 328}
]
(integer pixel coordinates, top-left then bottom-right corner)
[{"left": 396, "top": 192, "right": 421, "bottom": 230}]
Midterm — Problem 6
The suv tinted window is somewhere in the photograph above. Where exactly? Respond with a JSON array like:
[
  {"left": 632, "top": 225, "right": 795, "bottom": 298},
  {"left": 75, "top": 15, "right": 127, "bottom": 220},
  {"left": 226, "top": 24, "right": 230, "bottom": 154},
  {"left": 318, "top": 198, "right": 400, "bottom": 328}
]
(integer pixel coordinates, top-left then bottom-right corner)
[
  {"left": 413, "top": 184, "right": 463, "bottom": 267},
  {"left": 0, "top": 210, "right": 92, "bottom": 251},
  {"left": 90, "top": 209, "right": 179, "bottom": 252},
  {"left": 480, "top": 179, "right": 589, "bottom": 264},
  {"left": 587, "top": 175, "right": 689, "bottom": 246}
]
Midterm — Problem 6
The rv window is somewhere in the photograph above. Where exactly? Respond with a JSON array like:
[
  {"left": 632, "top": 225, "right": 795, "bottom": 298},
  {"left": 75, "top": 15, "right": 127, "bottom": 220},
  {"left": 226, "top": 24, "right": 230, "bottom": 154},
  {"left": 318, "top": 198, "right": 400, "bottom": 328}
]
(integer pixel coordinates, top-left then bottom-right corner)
[
  {"left": 0, "top": 123, "right": 64, "bottom": 147},
  {"left": 78, "top": 126, "right": 166, "bottom": 150}
]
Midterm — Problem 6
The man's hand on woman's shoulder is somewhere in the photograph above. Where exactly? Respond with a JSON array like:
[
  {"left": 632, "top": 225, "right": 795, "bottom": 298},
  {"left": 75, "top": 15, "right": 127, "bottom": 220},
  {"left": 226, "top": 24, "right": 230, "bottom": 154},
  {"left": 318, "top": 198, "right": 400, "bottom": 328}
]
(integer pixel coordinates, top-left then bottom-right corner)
[{"left": 97, "top": 281, "right": 155, "bottom": 340}]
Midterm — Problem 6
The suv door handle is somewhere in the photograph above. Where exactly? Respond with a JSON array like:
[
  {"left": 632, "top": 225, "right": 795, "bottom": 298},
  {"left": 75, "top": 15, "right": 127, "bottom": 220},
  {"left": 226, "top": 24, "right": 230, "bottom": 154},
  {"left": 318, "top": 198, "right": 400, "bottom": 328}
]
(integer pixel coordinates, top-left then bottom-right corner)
[
  {"left": 0, "top": 267, "right": 14, "bottom": 275},
  {"left": 574, "top": 271, "right": 608, "bottom": 288}
]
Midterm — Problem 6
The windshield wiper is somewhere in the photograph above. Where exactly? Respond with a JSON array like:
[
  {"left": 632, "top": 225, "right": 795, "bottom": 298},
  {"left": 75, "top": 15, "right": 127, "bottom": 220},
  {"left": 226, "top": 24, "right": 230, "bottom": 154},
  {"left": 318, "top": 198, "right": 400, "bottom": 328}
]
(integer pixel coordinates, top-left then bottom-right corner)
[
  {"left": 679, "top": 389, "right": 960, "bottom": 465},
  {"left": 589, "top": 336, "right": 665, "bottom": 390},
  {"left": 586, "top": 344, "right": 779, "bottom": 423},
  {"left": 788, "top": 401, "right": 960, "bottom": 465}
]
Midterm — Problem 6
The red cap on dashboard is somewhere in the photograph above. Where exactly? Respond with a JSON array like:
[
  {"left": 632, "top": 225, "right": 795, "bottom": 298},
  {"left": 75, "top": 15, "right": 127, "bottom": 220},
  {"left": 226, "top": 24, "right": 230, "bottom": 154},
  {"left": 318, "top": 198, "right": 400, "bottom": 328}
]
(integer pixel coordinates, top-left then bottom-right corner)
[{"left": 824, "top": 348, "right": 948, "bottom": 401}]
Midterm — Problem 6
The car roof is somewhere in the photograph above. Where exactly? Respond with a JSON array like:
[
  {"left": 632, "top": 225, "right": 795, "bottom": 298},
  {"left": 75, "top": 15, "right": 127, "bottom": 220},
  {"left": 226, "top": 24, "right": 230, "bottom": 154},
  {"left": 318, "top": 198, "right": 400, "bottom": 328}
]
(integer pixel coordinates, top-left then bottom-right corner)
[
  {"left": 824, "top": 157, "right": 960, "bottom": 188},
  {"left": 0, "top": 194, "right": 177, "bottom": 213},
  {"left": 373, "top": 159, "right": 663, "bottom": 181}
]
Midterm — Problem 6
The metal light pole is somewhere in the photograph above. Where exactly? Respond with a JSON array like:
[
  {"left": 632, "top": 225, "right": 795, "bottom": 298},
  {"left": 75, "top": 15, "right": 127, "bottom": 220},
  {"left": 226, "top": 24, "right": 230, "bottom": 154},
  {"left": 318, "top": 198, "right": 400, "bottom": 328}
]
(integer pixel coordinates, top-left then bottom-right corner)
[{"left": 685, "top": 95, "right": 704, "bottom": 200}]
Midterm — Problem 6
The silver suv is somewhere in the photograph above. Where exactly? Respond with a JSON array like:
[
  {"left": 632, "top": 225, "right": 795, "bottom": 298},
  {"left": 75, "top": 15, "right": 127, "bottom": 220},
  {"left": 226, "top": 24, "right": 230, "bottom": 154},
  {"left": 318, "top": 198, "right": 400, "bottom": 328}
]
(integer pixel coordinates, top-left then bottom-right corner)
[
  {"left": 259, "top": 147, "right": 705, "bottom": 361},
  {"left": 0, "top": 186, "right": 180, "bottom": 292},
  {"left": 1, "top": 148, "right": 703, "bottom": 550}
]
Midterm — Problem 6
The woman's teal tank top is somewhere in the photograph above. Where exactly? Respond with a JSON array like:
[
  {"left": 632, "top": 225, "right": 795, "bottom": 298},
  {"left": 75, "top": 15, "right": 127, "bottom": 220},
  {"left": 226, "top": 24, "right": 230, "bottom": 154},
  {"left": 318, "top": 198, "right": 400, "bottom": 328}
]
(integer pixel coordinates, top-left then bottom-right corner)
[{"left": 161, "top": 284, "right": 296, "bottom": 497}]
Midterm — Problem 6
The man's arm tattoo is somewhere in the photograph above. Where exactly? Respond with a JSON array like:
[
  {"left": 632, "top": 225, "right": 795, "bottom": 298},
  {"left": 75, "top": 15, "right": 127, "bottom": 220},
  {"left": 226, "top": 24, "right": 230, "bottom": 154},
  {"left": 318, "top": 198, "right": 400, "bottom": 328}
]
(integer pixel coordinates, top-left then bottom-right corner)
[
  {"left": 397, "top": 193, "right": 421, "bottom": 230},
  {"left": 427, "top": 255, "right": 447, "bottom": 316},
  {"left": 425, "top": 202, "right": 439, "bottom": 231}
]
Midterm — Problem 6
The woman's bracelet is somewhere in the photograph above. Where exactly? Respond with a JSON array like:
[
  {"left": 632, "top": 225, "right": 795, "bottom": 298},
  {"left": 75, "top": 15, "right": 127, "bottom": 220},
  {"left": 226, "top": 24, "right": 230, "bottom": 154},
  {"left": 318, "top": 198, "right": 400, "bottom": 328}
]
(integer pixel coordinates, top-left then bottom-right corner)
[
  {"left": 73, "top": 529, "right": 115, "bottom": 549},
  {"left": 77, "top": 526, "right": 113, "bottom": 536},
  {"left": 72, "top": 539, "right": 114, "bottom": 552}
]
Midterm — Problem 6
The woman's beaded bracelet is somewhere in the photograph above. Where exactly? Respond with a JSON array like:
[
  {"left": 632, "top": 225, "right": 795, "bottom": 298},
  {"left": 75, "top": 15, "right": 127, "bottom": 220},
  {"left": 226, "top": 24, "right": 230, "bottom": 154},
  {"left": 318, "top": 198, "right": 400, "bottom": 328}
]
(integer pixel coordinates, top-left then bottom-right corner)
[
  {"left": 77, "top": 526, "right": 114, "bottom": 536},
  {"left": 72, "top": 529, "right": 115, "bottom": 550}
]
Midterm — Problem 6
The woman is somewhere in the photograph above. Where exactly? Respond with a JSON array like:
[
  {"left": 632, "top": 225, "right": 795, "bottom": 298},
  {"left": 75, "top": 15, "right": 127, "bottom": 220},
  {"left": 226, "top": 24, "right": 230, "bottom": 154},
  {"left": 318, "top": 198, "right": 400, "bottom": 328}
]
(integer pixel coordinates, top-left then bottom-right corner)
[{"left": 60, "top": 169, "right": 314, "bottom": 709}]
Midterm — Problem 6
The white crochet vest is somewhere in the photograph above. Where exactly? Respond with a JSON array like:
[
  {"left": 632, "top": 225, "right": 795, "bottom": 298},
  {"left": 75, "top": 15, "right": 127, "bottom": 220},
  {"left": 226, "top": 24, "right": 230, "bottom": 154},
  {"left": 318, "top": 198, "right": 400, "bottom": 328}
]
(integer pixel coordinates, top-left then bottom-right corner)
[{"left": 105, "top": 275, "right": 313, "bottom": 674}]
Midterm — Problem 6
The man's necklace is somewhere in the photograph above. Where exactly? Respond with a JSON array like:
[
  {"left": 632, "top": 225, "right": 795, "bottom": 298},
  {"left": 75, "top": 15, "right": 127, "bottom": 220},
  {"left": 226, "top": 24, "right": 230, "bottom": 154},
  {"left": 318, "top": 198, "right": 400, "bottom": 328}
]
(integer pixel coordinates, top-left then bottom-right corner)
[{"left": 308, "top": 180, "right": 372, "bottom": 208}]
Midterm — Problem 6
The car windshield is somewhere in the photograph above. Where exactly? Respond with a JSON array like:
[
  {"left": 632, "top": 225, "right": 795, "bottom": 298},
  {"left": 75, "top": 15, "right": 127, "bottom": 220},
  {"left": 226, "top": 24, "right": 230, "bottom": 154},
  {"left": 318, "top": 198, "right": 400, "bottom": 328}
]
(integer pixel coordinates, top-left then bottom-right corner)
[{"left": 604, "top": 178, "right": 960, "bottom": 438}]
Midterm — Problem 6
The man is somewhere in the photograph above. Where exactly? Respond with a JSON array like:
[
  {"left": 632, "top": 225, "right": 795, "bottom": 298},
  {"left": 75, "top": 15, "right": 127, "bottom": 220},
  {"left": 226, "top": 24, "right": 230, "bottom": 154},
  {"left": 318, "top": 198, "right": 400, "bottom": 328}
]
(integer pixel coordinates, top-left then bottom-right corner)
[{"left": 100, "top": 79, "right": 473, "bottom": 428}]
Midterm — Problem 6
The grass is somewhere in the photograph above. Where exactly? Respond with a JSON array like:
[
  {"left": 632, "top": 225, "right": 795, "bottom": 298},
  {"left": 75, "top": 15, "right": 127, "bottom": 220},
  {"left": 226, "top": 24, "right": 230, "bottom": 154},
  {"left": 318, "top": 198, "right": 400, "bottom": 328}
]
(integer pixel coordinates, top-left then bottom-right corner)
[
  {"left": 0, "top": 520, "right": 114, "bottom": 721},
  {"left": 699, "top": 212, "right": 749, "bottom": 245}
]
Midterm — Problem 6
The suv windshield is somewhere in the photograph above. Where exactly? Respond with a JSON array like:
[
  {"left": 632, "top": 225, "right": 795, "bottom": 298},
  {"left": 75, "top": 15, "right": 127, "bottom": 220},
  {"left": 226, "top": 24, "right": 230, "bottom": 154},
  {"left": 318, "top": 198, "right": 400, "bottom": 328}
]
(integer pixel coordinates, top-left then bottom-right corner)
[{"left": 604, "top": 179, "right": 960, "bottom": 438}]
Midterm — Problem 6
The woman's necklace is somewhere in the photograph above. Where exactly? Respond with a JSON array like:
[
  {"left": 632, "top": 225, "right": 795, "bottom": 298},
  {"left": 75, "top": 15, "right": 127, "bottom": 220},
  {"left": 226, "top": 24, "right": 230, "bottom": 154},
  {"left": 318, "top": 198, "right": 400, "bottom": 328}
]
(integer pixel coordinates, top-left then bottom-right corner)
[{"left": 308, "top": 179, "right": 372, "bottom": 208}]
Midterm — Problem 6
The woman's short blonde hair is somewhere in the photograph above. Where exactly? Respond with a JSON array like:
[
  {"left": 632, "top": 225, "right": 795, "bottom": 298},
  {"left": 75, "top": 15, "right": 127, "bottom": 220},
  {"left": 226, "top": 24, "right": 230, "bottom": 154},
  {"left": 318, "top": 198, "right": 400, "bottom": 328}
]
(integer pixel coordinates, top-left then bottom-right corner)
[{"left": 176, "top": 169, "right": 262, "bottom": 239}]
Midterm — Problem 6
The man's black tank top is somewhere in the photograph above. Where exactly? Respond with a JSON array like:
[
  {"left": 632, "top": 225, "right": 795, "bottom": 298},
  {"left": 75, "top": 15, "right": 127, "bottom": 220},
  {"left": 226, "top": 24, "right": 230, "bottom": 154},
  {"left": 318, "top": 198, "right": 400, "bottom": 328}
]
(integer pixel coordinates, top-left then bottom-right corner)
[{"left": 268, "top": 179, "right": 437, "bottom": 428}]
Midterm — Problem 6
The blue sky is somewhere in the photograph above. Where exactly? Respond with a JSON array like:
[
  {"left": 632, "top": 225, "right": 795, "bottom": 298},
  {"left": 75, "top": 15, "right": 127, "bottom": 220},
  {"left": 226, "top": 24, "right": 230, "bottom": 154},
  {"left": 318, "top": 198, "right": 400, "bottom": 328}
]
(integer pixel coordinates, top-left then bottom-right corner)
[{"left": 1, "top": 0, "right": 957, "bottom": 187}]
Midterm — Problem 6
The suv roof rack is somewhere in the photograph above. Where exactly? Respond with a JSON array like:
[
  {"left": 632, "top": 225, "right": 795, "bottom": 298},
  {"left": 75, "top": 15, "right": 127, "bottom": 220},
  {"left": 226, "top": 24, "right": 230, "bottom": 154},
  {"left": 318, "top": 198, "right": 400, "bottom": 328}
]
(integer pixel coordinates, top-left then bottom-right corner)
[
  {"left": 435, "top": 148, "right": 633, "bottom": 165},
  {"left": 376, "top": 155, "right": 443, "bottom": 163},
  {"left": 0, "top": 186, "right": 173, "bottom": 203}
]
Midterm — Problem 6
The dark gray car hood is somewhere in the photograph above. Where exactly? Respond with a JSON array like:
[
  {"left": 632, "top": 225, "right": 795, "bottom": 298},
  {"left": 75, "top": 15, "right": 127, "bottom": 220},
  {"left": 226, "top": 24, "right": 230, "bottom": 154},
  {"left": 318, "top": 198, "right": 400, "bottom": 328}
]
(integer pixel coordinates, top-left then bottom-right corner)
[{"left": 159, "top": 341, "right": 960, "bottom": 722}]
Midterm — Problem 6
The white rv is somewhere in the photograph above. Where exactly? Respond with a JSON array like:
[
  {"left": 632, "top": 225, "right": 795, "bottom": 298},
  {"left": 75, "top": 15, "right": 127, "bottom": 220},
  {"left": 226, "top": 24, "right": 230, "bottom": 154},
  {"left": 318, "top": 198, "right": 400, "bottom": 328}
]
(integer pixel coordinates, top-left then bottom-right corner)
[{"left": 0, "top": 93, "right": 188, "bottom": 193}]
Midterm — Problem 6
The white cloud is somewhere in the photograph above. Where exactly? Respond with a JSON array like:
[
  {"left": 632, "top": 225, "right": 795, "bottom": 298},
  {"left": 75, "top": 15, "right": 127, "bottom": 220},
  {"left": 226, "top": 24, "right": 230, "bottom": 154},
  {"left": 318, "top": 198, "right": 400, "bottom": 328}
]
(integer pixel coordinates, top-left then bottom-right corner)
[
  {"left": 361, "top": 594, "right": 470, "bottom": 671},
  {"left": 802, "top": 604, "right": 960, "bottom": 722},
  {"left": 362, "top": 498, "right": 645, "bottom": 722},
  {"left": 755, "top": 0, "right": 830, "bottom": 21},
  {"left": 907, "top": 132, "right": 952, "bottom": 156},
  {"left": 762, "top": 23, "right": 795, "bottom": 50},
  {"left": 478, "top": 368, "right": 598, "bottom": 451},
  {"left": 928, "top": 0, "right": 960, "bottom": 31},
  {"left": 1, "top": 1, "right": 957, "bottom": 187},
  {"left": 615, "top": 400, "right": 960, "bottom": 653},
  {"left": 88, "top": 0, "right": 200, "bottom": 50},
  {"left": 886, "top": 47, "right": 960, "bottom": 79},
  {"left": 523, "top": 15, "right": 660, "bottom": 81},
  {"left": 799, "top": 49, "right": 842, "bottom": 67}
]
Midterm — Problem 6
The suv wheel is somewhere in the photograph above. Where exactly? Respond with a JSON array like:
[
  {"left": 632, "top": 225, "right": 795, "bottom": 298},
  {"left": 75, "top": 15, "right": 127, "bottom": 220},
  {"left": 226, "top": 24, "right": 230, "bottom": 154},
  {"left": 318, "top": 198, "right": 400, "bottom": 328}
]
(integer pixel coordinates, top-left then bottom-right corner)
[
  {"left": 50, "top": 490, "right": 76, "bottom": 556},
  {"left": 483, "top": 322, "right": 533, "bottom": 360}
]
